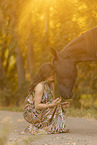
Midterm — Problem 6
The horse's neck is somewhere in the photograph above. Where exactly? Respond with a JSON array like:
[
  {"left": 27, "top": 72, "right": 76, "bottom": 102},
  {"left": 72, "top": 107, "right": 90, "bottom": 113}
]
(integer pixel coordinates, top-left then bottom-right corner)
[
  {"left": 72, "top": 54, "right": 97, "bottom": 64},
  {"left": 60, "top": 26, "right": 97, "bottom": 63},
  {"left": 60, "top": 35, "right": 97, "bottom": 63}
]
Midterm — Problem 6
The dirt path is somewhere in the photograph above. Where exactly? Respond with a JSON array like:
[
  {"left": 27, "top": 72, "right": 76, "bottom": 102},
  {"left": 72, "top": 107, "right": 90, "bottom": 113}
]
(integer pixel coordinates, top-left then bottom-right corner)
[{"left": 0, "top": 111, "right": 97, "bottom": 145}]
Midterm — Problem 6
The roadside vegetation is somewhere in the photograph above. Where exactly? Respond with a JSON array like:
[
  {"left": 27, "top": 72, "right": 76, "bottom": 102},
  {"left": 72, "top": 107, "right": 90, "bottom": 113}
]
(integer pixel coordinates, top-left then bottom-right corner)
[{"left": 0, "top": 0, "right": 97, "bottom": 117}]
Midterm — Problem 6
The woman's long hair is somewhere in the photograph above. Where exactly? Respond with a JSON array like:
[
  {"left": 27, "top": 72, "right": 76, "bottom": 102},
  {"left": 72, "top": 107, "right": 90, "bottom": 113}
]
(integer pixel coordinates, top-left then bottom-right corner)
[{"left": 29, "top": 62, "right": 55, "bottom": 93}]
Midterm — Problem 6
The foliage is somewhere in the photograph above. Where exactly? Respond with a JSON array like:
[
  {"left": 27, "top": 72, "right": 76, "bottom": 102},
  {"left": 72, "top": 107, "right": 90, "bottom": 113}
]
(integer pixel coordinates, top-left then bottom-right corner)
[
  {"left": 0, "top": 81, "right": 28, "bottom": 107},
  {"left": 66, "top": 106, "right": 97, "bottom": 119},
  {"left": 0, "top": 0, "right": 97, "bottom": 108}
]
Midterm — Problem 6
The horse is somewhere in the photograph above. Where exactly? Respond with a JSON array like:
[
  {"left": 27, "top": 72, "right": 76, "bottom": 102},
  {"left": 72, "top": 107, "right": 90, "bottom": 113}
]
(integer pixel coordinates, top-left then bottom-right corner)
[{"left": 50, "top": 26, "right": 97, "bottom": 99}]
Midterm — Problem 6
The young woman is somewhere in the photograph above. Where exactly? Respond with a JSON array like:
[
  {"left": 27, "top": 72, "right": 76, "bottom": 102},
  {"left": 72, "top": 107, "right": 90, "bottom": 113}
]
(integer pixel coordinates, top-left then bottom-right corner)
[{"left": 21, "top": 62, "right": 69, "bottom": 135}]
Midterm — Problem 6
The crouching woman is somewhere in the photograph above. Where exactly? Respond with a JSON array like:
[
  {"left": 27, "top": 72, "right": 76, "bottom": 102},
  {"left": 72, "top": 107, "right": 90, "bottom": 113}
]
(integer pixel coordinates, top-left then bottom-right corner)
[{"left": 22, "top": 62, "right": 69, "bottom": 134}]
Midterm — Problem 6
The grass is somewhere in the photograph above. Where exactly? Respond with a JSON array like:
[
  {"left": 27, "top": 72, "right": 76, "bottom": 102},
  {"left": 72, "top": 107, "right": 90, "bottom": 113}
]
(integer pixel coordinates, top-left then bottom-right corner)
[
  {"left": 66, "top": 106, "right": 97, "bottom": 119},
  {"left": 0, "top": 105, "right": 97, "bottom": 119}
]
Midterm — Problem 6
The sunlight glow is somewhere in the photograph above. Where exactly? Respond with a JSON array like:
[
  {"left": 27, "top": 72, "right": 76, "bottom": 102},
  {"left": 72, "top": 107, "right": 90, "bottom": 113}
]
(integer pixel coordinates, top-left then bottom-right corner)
[{"left": 17, "top": 0, "right": 47, "bottom": 40}]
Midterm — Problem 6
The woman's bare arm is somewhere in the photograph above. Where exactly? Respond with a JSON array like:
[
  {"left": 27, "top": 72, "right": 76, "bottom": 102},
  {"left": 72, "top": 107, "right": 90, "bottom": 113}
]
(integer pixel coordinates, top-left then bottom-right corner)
[{"left": 34, "top": 82, "right": 61, "bottom": 110}]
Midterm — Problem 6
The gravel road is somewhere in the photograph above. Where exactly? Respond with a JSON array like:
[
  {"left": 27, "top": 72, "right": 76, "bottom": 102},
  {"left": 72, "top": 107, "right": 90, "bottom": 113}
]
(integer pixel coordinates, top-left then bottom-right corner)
[{"left": 0, "top": 111, "right": 97, "bottom": 145}]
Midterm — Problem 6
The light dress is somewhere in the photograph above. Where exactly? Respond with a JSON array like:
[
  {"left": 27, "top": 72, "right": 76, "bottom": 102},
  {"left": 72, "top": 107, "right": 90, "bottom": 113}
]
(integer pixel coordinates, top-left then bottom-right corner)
[{"left": 23, "top": 81, "right": 68, "bottom": 134}]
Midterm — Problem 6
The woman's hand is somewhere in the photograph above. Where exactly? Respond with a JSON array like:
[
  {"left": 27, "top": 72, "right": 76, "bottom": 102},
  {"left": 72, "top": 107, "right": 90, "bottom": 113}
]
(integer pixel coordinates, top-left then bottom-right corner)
[
  {"left": 61, "top": 102, "right": 70, "bottom": 108},
  {"left": 52, "top": 98, "right": 62, "bottom": 106}
]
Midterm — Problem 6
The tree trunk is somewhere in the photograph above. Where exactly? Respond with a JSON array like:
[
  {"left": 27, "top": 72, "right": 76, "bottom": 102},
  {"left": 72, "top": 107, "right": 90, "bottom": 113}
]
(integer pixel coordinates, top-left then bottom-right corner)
[
  {"left": 15, "top": 46, "right": 25, "bottom": 89},
  {"left": 0, "top": 57, "right": 6, "bottom": 89},
  {"left": 27, "top": 30, "right": 34, "bottom": 80}
]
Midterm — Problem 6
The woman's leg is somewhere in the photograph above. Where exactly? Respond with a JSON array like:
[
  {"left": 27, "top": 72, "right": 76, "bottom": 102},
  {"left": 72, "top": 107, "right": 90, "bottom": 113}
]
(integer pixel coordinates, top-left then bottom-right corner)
[{"left": 46, "top": 105, "right": 69, "bottom": 134}]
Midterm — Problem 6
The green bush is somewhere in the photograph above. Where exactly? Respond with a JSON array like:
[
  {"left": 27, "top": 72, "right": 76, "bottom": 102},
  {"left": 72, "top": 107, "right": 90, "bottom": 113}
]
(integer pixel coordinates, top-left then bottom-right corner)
[{"left": 0, "top": 81, "right": 29, "bottom": 107}]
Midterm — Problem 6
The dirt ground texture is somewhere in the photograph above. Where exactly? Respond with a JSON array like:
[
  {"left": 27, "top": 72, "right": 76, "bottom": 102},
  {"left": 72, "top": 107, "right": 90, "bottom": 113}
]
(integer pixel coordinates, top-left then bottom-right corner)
[{"left": 0, "top": 111, "right": 97, "bottom": 145}]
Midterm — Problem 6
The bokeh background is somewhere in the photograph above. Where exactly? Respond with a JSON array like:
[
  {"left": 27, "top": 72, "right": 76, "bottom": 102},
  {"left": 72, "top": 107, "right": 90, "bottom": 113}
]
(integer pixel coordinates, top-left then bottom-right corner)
[{"left": 0, "top": 0, "right": 97, "bottom": 109}]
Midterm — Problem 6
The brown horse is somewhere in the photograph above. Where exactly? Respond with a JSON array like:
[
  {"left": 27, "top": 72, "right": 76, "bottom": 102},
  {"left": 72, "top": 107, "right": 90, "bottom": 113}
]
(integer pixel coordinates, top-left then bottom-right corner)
[{"left": 50, "top": 26, "right": 97, "bottom": 99}]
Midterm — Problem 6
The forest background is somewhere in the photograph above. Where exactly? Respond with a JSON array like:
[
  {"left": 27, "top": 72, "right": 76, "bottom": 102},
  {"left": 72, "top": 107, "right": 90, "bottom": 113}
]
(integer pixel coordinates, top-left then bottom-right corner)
[{"left": 0, "top": 0, "right": 97, "bottom": 111}]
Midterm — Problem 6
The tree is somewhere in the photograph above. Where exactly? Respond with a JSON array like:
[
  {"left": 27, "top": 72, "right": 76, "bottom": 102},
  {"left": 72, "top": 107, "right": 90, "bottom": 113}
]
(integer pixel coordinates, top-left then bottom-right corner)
[{"left": 0, "top": 57, "right": 6, "bottom": 89}]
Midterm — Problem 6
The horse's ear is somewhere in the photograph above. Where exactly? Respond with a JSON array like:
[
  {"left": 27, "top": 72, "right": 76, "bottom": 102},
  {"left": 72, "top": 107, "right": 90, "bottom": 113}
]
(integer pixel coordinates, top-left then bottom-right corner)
[{"left": 50, "top": 47, "right": 58, "bottom": 58}]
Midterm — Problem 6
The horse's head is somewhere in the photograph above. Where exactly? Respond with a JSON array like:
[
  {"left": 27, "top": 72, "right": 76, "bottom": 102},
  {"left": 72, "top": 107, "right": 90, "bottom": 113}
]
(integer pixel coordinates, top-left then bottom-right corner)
[{"left": 50, "top": 47, "right": 77, "bottom": 99}]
